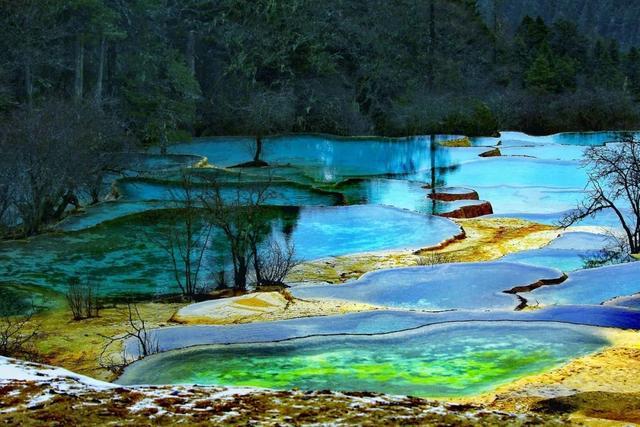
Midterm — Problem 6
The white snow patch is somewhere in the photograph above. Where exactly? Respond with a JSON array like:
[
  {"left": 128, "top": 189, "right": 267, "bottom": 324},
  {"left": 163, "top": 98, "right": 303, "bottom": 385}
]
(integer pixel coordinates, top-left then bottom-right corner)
[{"left": 0, "top": 356, "right": 114, "bottom": 391}]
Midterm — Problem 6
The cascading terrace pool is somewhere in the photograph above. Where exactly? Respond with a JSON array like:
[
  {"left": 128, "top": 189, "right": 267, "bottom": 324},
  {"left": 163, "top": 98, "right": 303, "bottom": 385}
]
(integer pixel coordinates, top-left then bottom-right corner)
[
  {"left": 117, "top": 321, "right": 609, "bottom": 397},
  {"left": 2, "top": 130, "right": 639, "bottom": 397}
]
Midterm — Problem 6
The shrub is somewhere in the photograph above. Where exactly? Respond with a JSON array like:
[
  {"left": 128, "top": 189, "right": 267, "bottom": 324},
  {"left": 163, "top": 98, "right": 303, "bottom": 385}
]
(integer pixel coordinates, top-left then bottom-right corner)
[{"left": 66, "top": 278, "right": 101, "bottom": 321}]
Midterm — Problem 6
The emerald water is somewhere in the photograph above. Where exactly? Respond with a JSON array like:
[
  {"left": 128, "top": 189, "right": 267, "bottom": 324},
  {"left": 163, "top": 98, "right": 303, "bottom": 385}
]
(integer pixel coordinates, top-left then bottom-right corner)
[
  {"left": 0, "top": 205, "right": 459, "bottom": 297},
  {"left": 117, "top": 322, "right": 608, "bottom": 396}
]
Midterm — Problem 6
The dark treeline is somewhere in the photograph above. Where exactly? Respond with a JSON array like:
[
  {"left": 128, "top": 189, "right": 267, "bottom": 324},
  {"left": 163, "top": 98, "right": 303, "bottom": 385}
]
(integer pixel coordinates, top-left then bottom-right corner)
[
  {"left": 2, "top": 0, "right": 640, "bottom": 143},
  {"left": 477, "top": 0, "right": 640, "bottom": 50}
]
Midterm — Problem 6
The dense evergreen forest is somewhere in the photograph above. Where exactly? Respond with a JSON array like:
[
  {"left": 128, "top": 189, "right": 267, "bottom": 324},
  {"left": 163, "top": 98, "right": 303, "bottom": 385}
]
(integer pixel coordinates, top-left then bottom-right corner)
[
  {"left": 1, "top": 0, "right": 640, "bottom": 143},
  {"left": 477, "top": 0, "right": 640, "bottom": 49}
]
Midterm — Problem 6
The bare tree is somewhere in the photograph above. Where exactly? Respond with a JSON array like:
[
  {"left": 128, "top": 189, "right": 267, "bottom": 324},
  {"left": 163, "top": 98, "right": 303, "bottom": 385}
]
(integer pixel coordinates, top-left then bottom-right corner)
[
  {"left": 152, "top": 172, "right": 212, "bottom": 298},
  {"left": 561, "top": 136, "right": 640, "bottom": 254},
  {"left": 252, "top": 237, "right": 299, "bottom": 288},
  {"left": 73, "top": 100, "right": 130, "bottom": 205},
  {"left": 228, "top": 88, "right": 295, "bottom": 168},
  {"left": 0, "top": 99, "right": 127, "bottom": 236},
  {"left": 0, "top": 299, "right": 40, "bottom": 360},
  {"left": 66, "top": 277, "right": 101, "bottom": 320},
  {"left": 3, "top": 102, "right": 77, "bottom": 235},
  {"left": 202, "top": 175, "right": 273, "bottom": 292},
  {"left": 98, "top": 302, "right": 159, "bottom": 374}
]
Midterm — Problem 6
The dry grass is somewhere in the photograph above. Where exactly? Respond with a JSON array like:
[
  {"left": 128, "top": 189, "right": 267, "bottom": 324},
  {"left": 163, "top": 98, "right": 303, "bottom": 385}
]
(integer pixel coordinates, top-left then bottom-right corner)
[{"left": 31, "top": 302, "right": 182, "bottom": 381}]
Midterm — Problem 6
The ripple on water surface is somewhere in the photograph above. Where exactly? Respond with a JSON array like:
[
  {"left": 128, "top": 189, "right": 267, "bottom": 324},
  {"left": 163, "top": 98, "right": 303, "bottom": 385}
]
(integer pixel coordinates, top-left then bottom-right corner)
[{"left": 117, "top": 321, "right": 608, "bottom": 397}]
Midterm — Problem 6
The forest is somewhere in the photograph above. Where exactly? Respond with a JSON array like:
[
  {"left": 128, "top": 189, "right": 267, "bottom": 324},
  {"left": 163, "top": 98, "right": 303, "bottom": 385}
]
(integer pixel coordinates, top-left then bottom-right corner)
[
  {"left": 1, "top": 0, "right": 640, "bottom": 142},
  {"left": 477, "top": 0, "right": 640, "bottom": 49},
  {"left": 2, "top": 0, "right": 640, "bottom": 236}
]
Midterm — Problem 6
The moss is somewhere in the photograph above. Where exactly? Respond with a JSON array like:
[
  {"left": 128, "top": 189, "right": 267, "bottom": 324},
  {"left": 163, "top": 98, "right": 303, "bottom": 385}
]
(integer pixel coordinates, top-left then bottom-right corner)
[{"left": 438, "top": 136, "right": 472, "bottom": 147}]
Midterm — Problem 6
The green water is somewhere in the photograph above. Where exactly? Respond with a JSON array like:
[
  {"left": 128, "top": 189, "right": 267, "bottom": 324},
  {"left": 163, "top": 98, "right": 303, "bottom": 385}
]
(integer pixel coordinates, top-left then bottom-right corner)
[
  {"left": 118, "top": 322, "right": 608, "bottom": 396},
  {"left": 0, "top": 205, "right": 459, "bottom": 298}
]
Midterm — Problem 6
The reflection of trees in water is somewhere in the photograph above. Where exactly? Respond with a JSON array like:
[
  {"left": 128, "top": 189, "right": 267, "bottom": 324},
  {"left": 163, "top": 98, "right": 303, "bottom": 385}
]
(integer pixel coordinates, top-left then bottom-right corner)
[{"left": 429, "top": 135, "right": 460, "bottom": 215}]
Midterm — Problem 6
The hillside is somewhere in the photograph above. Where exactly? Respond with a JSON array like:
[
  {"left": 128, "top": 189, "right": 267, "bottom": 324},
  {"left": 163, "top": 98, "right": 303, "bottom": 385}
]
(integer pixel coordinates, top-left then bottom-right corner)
[{"left": 477, "top": 0, "right": 640, "bottom": 49}]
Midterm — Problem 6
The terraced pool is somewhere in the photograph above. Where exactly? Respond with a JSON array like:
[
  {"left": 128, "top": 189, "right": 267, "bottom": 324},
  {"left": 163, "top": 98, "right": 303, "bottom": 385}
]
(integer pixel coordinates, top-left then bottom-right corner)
[{"left": 117, "top": 321, "right": 609, "bottom": 397}]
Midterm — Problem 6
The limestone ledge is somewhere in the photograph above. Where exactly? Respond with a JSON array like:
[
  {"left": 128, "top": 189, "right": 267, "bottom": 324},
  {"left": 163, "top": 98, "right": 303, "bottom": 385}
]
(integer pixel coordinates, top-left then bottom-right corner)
[{"left": 287, "top": 217, "right": 558, "bottom": 284}]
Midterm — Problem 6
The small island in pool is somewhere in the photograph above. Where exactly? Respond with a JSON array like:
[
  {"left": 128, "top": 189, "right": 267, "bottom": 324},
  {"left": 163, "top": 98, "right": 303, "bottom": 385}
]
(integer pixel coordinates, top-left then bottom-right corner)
[{"left": 3, "top": 3, "right": 640, "bottom": 425}]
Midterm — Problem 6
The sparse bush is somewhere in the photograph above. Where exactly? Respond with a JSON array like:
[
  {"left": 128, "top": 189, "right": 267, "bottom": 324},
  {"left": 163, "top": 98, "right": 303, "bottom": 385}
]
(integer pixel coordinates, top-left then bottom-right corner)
[
  {"left": 0, "top": 299, "right": 40, "bottom": 360},
  {"left": 581, "top": 234, "right": 632, "bottom": 269},
  {"left": 416, "top": 252, "right": 453, "bottom": 266},
  {"left": 66, "top": 277, "right": 101, "bottom": 320},
  {"left": 253, "top": 238, "right": 299, "bottom": 288},
  {"left": 98, "top": 303, "right": 159, "bottom": 375}
]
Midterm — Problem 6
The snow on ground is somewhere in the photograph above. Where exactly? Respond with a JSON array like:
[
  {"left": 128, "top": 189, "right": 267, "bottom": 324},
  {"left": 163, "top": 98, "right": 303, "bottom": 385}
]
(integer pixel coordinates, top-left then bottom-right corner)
[{"left": 0, "top": 356, "right": 114, "bottom": 390}]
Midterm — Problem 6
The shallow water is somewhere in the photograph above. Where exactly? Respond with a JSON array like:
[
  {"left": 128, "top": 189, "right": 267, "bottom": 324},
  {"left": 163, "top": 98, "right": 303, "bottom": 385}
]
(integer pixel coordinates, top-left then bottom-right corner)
[
  {"left": 519, "top": 261, "right": 640, "bottom": 306},
  {"left": 121, "top": 306, "right": 640, "bottom": 359},
  {"left": 117, "top": 178, "right": 341, "bottom": 207},
  {"left": 0, "top": 206, "right": 460, "bottom": 297},
  {"left": 277, "top": 205, "right": 461, "bottom": 260},
  {"left": 117, "top": 321, "right": 608, "bottom": 397},
  {"left": 471, "top": 131, "right": 640, "bottom": 147},
  {"left": 291, "top": 262, "right": 563, "bottom": 310},
  {"left": 3, "top": 131, "right": 637, "bottom": 302},
  {"left": 500, "top": 232, "right": 615, "bottom": 272},
  {"left": 166, "top": 135, "right": 433, "bottom": 180}
]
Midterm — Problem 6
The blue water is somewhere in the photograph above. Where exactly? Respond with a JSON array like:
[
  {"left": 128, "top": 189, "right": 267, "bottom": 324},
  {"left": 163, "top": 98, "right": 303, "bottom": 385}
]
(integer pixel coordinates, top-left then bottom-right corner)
[
  {"left": 519, "top": 261, "right": 640, "bottom": 306},
  {"left": 0, "top": 205, "right": 461, "bottom": 297},
  {"left": 291, "top": 262, "right": 563, "bottom": 310},
  {"left": 280, "top": 205, "right": 461, "bottom": 260},
  {"left": 122, "top": 306, "right": 640, "bottom": 358},
  {"left": 501, "top": 232, "right": 615, "bottom": 272},
  {"left": 471, "top": 131, "right": 640, "bottom": 147},
  {"left": 117, "top": 178, "right": 341, "bottom": 207}
]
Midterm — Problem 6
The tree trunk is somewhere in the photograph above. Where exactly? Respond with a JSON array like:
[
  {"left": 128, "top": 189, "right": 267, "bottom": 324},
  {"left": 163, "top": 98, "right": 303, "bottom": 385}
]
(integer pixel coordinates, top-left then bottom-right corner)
[
  {"left": 160, "top": 125, "right": 168, "bottom": 155},
  {"left": 95, "top": 35, "right": 106, "bottom": 104},
  {"left": 24, "top": 62, "right": 33, "bottom": 108},
  {"left": 430, "top": 134, "right": 437, "bottom": 214},
  {"left": 106, "top": 44, "right": 117, "bottom": 97},
  {"left": 426, "top": 0, "right": 436, "bottom": 88},
  {"left": 234, "top": 258, "right": 247, "bottom": 292},
  {"left": 254, "top": 136, "right": 263, "bottom": 162},
  {"left": 186, "top": 30, "right": 196, "bottom": 76},
  {"left": 251, "top": 241, "right": 263, "bottom": 286},
  {"left": 74, "top": 35, "right": 85, "bottom": 103},
  {"left": 52, "top": 192, "right": 79, "bottom": 221}
]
